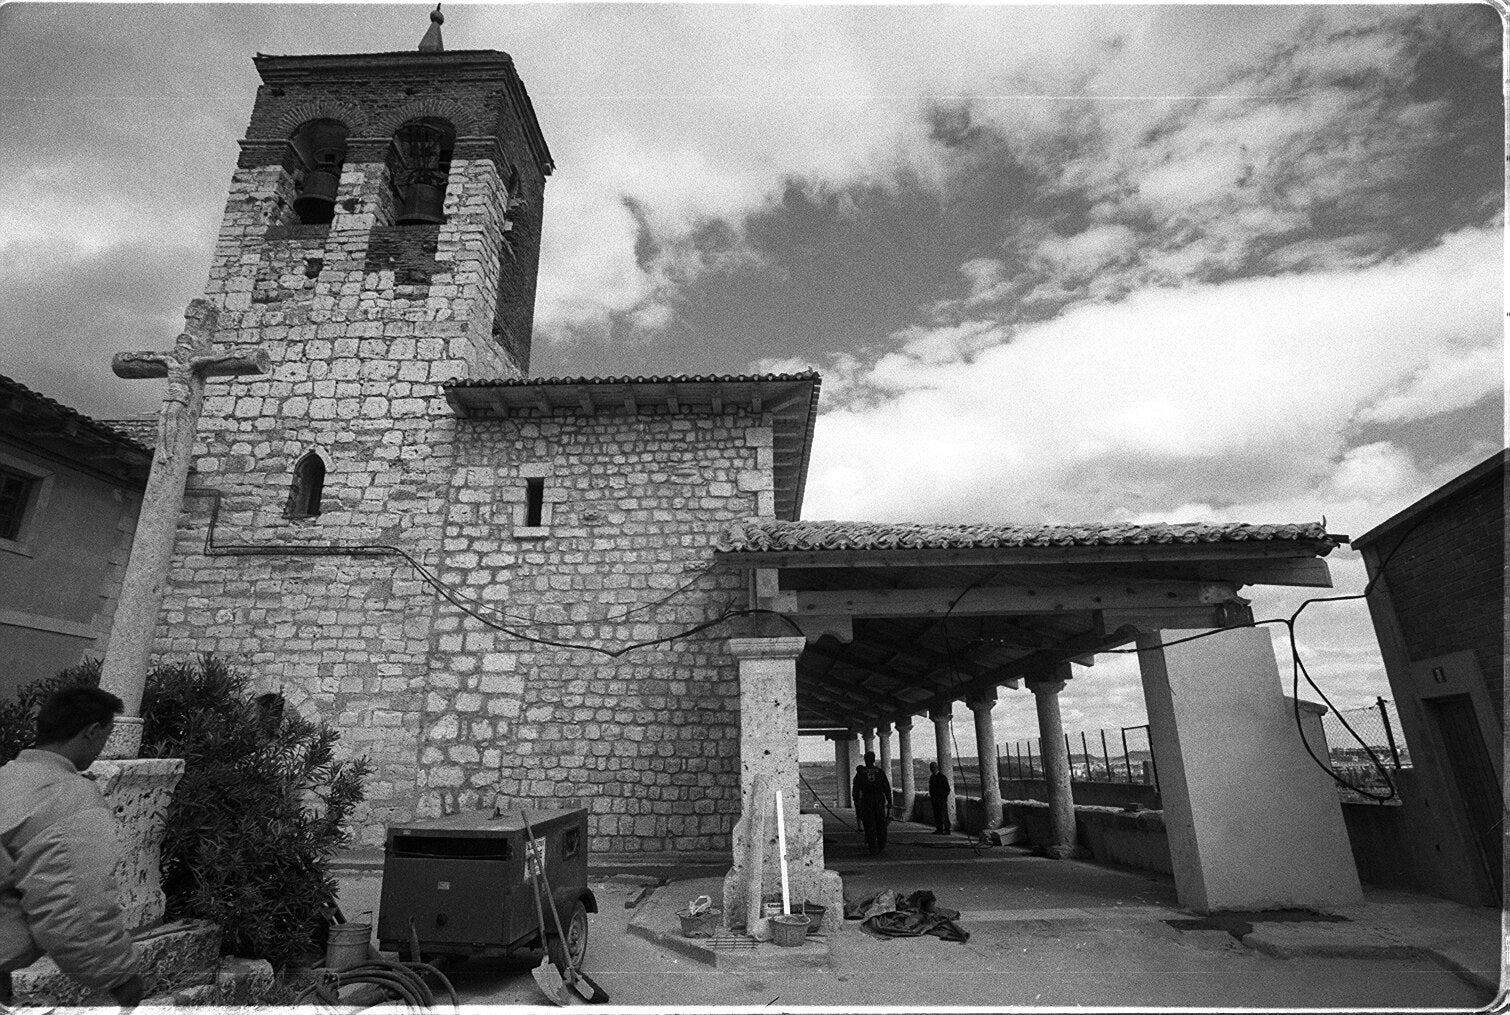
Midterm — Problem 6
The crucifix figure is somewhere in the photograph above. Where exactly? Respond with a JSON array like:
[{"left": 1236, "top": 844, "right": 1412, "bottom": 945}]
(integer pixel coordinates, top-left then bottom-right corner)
[{"left": 98, "top": 298, "right": 269, "bottom": 759}]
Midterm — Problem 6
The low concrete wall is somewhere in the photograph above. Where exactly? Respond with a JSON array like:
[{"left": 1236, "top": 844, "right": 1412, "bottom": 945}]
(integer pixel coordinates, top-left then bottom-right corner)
[{"left": 1003, "top": 799, "right": 1174, "bottom": 875}]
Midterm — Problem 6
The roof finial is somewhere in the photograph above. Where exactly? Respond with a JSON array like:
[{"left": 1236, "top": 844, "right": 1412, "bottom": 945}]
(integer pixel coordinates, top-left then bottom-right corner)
[{"left": 419, "top": 4, "right": 444, "bottom": 52}]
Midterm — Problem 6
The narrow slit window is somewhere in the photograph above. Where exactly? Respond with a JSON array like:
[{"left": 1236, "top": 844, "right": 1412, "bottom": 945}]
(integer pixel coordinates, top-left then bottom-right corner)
[
  {"left": 0, "top": 467, "right": 35, "bottom": 541},
  {"left": 287, "top": 452, "right": 326, "bottom": 518},
  {"left": 524, "top": 477, "right": 545, "bottom": 527}
]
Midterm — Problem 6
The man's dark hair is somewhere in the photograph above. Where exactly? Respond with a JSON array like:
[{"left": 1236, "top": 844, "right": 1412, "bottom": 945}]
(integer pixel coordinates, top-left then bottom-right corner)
[
  {"left": 35, "top": 686, "right": 124, "bottom": 743},
  {"left": 864, "top": 751, "right": 876, "bottom": 764}
]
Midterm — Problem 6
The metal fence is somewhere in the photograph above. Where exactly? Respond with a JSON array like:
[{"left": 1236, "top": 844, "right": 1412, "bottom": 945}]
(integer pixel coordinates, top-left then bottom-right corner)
[
  {"left": 998, "top": 723, "right": 1158, "bottom": 790},
  {"left": 1323, "top": 697, "right": 1409, "bottom": 802}
]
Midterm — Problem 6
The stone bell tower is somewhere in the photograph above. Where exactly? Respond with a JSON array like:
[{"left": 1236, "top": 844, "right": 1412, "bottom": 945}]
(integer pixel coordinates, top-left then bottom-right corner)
[
  {"left": 151, "top": 14, "right": 556, "bottom": 841},
  {"left": 221, "top": 8, "right": 554, "bottom": 374}
]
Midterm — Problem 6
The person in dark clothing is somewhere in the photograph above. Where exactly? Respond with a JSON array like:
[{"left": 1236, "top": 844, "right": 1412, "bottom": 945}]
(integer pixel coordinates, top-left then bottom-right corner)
[
  {"left": 854, "top": 752, "right": 893, "bottom": 855},
  {"left": 928, "top": 761, "right": 952, "bottom": 834},
  {"left": 851, "top": 765, "right": 867, "bottom": 840}
]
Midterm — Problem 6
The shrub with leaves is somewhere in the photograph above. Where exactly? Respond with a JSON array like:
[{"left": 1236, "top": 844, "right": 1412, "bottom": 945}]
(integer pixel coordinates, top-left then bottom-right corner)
[
  {"left": 141, "top": 655, "right": 369, "bottom": 970},
  {"left": 0, "top": 655, "right": 369, "bottom": 971}
]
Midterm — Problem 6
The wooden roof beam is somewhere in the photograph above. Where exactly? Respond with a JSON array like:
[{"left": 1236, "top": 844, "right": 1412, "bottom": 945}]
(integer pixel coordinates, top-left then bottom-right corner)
[{"left": 777, "top": 581, "right": 1242, "bottom": 618}]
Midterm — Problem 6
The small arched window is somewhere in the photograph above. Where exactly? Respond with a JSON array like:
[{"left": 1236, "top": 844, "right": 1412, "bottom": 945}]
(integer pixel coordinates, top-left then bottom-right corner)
[
  {"left": 286, "top": 451, "right": 326, "bottom": 519},
  {"left": 388, "top": 117, "right": 456, "bottom": 224},
  {"left": 290, "top": 119, "right": 349, "bottom": 225}
]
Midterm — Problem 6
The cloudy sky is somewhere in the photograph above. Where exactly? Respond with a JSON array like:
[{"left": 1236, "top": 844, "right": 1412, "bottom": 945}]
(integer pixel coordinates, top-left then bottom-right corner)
[{"left": 1, "top": 3, "right": 1502, "bottom": 759}]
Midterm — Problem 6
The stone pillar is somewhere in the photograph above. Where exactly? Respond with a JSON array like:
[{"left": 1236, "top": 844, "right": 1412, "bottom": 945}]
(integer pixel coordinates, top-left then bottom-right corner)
[
  {"left": 862, "top": 728, "right": 876, "bottom": 758},
  {"left": 897, "top": 717, "right": 916, "bottom": 821},
  {"left": 831, "top": 734, "right": 854, "bottom": 808},
  {"left": 930, "top": 704, "right": 954, "bottom": 829},
  {"left": 722, "top": 638, "right": 844, "bottom": 936},
  {"left": 968, "top": 692, "right": 1003, "bottom": 830},
  {"left": 877, "top": 722, "right": 893, "bottom": 811},
  {"left": 1029, "top": 668, "right": 1076, "bottom": 859},
  {"left": 88, "top": 759, "right": 187, "bottom": 930},
  {"left": 1136, "top": 627, "right": 1362, "bottom": 912}
]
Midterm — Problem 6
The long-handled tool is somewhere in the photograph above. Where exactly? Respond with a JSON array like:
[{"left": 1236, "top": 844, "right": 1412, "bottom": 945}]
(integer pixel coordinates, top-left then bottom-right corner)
[
  {"left": 526, "top": 846, "right": 572, "bottom": 1006},
  {"left": 524, "top": 812, "right": 609, "bottom": 1005}
]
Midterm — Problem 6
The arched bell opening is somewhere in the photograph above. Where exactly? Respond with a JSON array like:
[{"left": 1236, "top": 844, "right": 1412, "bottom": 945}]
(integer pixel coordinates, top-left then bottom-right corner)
[
  {"left": 286, "top": 450, "right": 327, "bottom": 519},
  {"left": 289, "top": 119, "right": 349, "bottom": 226},
  {"left": 388, "top": 117, "right": 456, "bottom": 225}
]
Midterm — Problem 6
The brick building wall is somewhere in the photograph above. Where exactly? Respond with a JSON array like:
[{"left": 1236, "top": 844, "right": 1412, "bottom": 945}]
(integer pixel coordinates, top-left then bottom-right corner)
[{"left": 1359, "top": 462, "right": 1505, "bottom": 723}]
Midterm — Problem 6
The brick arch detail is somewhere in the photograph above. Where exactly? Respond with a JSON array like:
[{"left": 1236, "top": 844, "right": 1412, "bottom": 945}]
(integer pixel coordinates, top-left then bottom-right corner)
[
  {"left": 272, "top": 100, "right": 369, "bottom": 138},
  {"left": 369, "top": 98, "right": 476, "bottom": 139}
]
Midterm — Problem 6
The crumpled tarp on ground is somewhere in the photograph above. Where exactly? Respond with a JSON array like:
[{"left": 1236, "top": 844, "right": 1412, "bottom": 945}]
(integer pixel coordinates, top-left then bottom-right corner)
[{"left": 843, "top": 889, "right": 969, "bottom": 942}]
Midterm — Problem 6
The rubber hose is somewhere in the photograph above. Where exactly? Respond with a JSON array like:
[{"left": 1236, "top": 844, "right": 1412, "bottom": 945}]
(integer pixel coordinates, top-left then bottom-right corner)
[
  {"left": 346, "top": 970, "right": 425, "bottom": 1011},
  {"left": 351, "top": 962, "right": 433, "bottom": 1008},
  {"left": 403, "top": 960, "right": 460, "bottom": 1012}
]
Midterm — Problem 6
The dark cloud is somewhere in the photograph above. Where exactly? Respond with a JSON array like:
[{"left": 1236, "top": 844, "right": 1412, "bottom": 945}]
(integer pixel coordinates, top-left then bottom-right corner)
[{"left": 0, "top": 237, "right": 208, "bottom": 418}]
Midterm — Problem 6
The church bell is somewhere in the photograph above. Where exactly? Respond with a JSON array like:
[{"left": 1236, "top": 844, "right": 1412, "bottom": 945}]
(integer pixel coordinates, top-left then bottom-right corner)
[
  {"left": 293, "top": 154, "right": 342, "bottom": 223},
  {"left": 396, "top": 171, "right": 448, "bottom": 224}
]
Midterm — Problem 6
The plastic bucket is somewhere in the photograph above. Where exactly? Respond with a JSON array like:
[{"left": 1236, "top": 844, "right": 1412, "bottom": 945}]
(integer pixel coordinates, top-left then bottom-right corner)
[
  {"left": 801, "top": 902, "right": 825, "bottom": 934},
  {"left": 325, "top": 921, "right": 372, "bottom": 971},
  {"left": 770, "top": 914, "right": 810, "bottom": 947}
]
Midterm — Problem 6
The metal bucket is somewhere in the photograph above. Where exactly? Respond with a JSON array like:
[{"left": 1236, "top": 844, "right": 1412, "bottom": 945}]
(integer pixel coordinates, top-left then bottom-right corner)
[{"left": 325, "top": 921, "right": 372, "bottom": 971}]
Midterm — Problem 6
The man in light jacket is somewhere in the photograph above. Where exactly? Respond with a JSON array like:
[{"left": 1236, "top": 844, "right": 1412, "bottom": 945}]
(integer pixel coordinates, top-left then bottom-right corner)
[{"left": 1, "top": 686, "right": 144, "bottom": 1008}]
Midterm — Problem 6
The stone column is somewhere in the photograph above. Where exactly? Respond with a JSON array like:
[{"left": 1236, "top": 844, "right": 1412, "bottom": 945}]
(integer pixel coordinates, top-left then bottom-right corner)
[
  {"left": 831, "top": 733, "right": 854, "bottom": 808},
  {"left": 930, "top": 704, "right": 954, "bottom": 829},
  {"left": 897, "top": 717, "right": 916, "bottom": 821},
  {"left": 968, "top": 691, "right": 1003, "bottom": 830},
  {"left": 1137, "top": 627, "right": 1362, "bottom": 912},
  {"left": 862, "top": 728, "right": 876, "bottom": 758},
  {"left": 1029, "top": 667, "right": 1076, "bottom": 859},
  {"left": 877, "top": 722, "right": 894, "bottom": 810},
  {"left": 721, "top": 638, "right": 844, "bottom": 936}
]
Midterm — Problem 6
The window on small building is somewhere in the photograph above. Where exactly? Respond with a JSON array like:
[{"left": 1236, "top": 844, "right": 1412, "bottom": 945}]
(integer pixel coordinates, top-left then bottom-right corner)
[
  {"left": 524, "top": 477, "right": 545, "bottom": 527},
  {"left": 0, "top": 466, "right": 35, "bottom": 541},
  {"left": 286, "top": 452, "right": 326, "bottom": 519}
]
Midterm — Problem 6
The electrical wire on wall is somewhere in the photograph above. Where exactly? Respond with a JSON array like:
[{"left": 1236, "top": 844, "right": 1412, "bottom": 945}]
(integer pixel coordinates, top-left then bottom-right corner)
[
  {"left": 1101, "top": 517, "right": 1433, "bottom": 803},
  {"left": 185, "top": 487, "right": 801, "bottom": 658}
]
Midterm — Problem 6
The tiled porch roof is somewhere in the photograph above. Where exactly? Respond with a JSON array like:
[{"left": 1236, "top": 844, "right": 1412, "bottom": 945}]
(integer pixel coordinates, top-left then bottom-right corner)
[{"left": 717, "top": 519, "right": 1339, "bottom": 554}]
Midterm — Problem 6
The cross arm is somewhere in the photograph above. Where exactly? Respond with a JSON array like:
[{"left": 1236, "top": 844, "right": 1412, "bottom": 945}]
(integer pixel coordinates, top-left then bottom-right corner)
[
  {"left": 189, "top": 349, "right": 273, "bottom": 377},
  {"left": 111, "top": 352, "right": 175, "bottom": 379}
]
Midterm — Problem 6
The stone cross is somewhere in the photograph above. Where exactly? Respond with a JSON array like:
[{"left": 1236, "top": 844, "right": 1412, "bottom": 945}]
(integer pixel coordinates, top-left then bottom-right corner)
[{"left": 98, "top": 299, "right": 269, "bottom": 759}]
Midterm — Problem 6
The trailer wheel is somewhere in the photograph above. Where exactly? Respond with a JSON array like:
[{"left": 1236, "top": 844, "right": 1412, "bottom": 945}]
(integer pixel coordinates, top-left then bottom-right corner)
[{"left": 547, "top": 899, "right": 589, "bottom": 968}]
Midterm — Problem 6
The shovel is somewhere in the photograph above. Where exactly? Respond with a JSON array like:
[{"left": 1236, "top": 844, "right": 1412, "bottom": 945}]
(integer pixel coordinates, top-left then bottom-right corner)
[
  {"left": 527, "top": 858, "right": 573, "bottom": 1006},
  {"left": 524, "top": 812, "right": 610, "bottom": 1005}
]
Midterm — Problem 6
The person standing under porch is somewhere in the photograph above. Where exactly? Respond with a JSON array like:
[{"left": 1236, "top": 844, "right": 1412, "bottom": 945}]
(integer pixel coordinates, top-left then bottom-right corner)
[
  {"left": 929, "top": 761, "right": 952, "bottom": 835},
  {"left": 854, "top": 752, "right": 893, "bottom": 855}
]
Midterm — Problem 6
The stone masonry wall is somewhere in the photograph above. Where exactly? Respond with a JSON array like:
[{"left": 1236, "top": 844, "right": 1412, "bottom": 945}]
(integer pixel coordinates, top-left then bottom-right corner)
[
  {"left": 154, "top": 117, "right": 531, "bottom": 843},
  {"left": 413, "top": 409, "right": 771, "bottom": 853}
]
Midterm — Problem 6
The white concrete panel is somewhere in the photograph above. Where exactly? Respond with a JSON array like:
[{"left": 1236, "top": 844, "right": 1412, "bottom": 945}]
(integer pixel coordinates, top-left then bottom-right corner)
[{"left": 1138, "top": 627, "right": 1363, "bottom": 912}]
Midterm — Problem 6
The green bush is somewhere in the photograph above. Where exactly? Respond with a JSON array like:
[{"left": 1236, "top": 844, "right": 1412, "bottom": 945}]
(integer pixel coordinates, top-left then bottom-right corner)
[{"left": 0, "top": 655, "right": 369, "bottom": 971}]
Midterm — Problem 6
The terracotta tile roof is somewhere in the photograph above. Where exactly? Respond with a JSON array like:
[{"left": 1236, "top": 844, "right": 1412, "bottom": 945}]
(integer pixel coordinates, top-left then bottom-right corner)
[
  {"left": 0, "top": 375, "right": 154, "bottom": 455},
  {"left": 716, "top": 519, "right": 1339, "bottom": 553},
  {"left": 444, "top": 371, "right": 821, "bottom": 387},
  {"left": 95, "top": 417, "right": 157, "bottom": 449}
]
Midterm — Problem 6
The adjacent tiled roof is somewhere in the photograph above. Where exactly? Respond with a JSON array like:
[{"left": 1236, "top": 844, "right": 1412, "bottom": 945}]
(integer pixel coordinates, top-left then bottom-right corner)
[
  {"left": 0, "top": 375, "right": 154, "bottom": 483},
  {"left": 95, "top": 417, "right": 158, "bottom": 449},
  {"left": 0, "top": 375, "right": 154, "bottom": 455},
  {"left": 716, "top": 519, "right": 1339, "bottom": 553}
]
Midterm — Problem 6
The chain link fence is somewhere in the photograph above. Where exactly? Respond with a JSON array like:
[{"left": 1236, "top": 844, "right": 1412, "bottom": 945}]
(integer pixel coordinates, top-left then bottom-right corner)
[{"left": 1323, "top": 697, "right": 1409, "bottom": 803}]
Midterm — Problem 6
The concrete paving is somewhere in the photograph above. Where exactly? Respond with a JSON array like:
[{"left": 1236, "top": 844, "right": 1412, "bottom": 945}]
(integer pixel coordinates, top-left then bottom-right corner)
[{"left": 351, "top": 815, "right": 1505, "bottom": 1011}]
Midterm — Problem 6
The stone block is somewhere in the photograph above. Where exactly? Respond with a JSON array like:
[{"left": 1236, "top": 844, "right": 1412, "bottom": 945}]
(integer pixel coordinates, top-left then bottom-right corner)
[
  {"left": 87, "top": 757, "right": 186, "bottom": 931},
  {"left": 215, "top": 956, "right": 276, "bottom": 1004},
  {"left": 9, "top": 919, "right": 220, "bottom": 1007}
]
